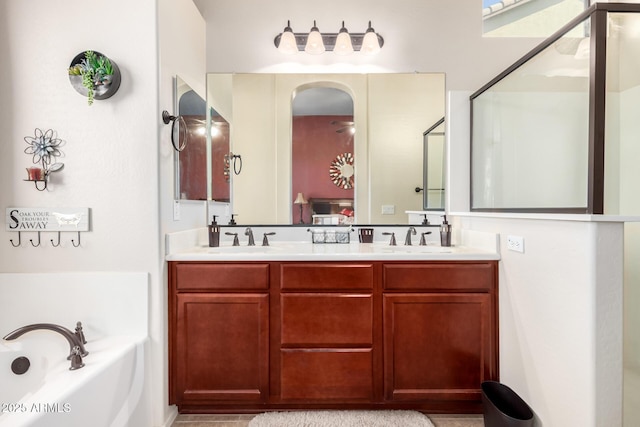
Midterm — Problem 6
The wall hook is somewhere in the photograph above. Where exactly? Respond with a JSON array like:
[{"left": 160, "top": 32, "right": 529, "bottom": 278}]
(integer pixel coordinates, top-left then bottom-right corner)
[
  {"left": 162, "top": 110, "right": 188, "bottom": 152},
  {"left": 29, "top": 232, "right": 41, "bottom": 247},
  {"left": 72, "top": 232, "right": 81, "bottom": 247},
  {"left": 51, "top": 232, "right": 61, "bottom": 247},
  {"left": 10, "top": 232, "right": 21, "bottom": 247}
]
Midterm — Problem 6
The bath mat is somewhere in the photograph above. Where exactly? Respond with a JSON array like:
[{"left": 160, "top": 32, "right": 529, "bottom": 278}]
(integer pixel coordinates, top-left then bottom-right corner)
[{"left": 248, "top": 410, "right": 435, "bottom": 427}]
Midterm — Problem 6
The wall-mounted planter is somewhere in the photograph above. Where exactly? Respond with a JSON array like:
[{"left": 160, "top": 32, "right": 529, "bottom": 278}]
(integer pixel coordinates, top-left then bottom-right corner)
[{"left": 68, "top": 51, "right": 121, "bottom": 105}]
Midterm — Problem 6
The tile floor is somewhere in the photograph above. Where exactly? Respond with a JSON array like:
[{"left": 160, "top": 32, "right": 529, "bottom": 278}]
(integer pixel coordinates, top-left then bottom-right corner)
[{"left": 171, "top": 413, "right": 484, "bottom": 427}]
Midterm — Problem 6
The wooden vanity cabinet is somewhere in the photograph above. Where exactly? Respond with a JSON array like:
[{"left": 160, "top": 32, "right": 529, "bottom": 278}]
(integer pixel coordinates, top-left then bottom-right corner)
[
  {"left": 168, "top": 260, "right": 498, "bottom": 413},
  {"left": 382, "top": 262, "right": 498, "bottom": 411},
  {"left": 169, "top": 262, "right": 270, "bottom": 410}
]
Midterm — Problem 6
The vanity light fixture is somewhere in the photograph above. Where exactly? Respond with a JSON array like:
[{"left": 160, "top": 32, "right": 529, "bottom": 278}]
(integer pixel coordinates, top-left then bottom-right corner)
[{"left": 274, "top": 20, "right": 384, "bottom": 54}]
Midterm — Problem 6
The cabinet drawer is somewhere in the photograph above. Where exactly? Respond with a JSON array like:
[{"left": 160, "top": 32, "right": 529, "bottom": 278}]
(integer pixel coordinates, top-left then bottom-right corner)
[
  {"left": 281, "top": 294, "right": 373, "bottom": 346},
  {"left": 280, "top": 263, "right": 374, "bottom": 291},
  {"left": 174, "top": 263, "right": 269, "bottom": 291},
  {"left": 383, "top": 262, "right": 495, "bottom": 291},
  {"left": 281, "top": 349, "right": 373, "bottom": 400}
]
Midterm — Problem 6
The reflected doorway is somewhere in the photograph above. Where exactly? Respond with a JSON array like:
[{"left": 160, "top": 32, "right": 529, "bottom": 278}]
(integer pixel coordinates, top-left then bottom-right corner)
[{"left": 291, "top": 86, "right": 355, "bottom": 224}]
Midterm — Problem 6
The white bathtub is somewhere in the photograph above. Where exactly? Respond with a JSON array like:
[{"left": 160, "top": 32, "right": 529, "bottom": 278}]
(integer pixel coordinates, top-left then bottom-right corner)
[{"left": 0, "top": 334, "right": 149, "bottom": 427}]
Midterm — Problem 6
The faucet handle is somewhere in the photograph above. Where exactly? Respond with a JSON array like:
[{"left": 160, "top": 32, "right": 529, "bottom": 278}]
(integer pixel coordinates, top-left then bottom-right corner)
[
  {"left": 382, "top": 232, "right": 396, "bottom": 246},
  {"left": 69, "top": 346, "right": 85, "bottom": 370},
  {"left": 262, "top": 232, "right": 276, "bottom": 246},
  {"left": 225, "top": 232, "right": 239, "bottom": 246},
  {"left": 419, "top": 231, "right": 433, "bottom": 246}
]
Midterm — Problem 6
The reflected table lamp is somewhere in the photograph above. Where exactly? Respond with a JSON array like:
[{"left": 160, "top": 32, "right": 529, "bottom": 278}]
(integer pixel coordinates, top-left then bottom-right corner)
[{"left": 294, "top": 192, "right": 308, "bottom": 224}]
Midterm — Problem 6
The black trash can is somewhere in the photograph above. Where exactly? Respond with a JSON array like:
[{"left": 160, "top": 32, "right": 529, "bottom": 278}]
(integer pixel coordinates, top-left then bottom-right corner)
[{"left": 481, "top": 381, "right": 534, "bottom": 427}]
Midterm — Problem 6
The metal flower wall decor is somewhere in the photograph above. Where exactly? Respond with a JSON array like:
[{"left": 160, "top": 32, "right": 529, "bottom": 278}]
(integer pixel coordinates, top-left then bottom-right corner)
[{"left": 23, "top": 128, "right": 65, "bottom": 190}]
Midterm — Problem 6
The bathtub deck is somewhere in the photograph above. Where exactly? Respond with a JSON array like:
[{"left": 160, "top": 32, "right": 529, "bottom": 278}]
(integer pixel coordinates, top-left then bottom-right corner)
[{"left": 171, "top": 413, "right": 485, "bottom": 427}]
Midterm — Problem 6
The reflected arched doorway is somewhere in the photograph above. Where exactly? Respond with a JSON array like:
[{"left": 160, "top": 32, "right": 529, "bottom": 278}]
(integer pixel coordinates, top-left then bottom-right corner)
[{"left": 291, "top": 86, "right": 355, "bottom": 224}]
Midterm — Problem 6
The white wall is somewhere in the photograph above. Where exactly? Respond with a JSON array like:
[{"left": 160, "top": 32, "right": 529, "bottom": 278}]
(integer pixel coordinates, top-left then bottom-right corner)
[
  {"left": 453, "top": 215, "right": 623, "bottom": 427},
  {"left": 194, "top": 0, "right": 542, "bottom": 91},
  {"left": 158, "top": 1, "right": 207, "bottom": 425},
  {"left": 0, "top": 1, "right": 205, "bottom": 426},
  {"left": 620, "top": 87, "right": 640, "bottom": 372}
]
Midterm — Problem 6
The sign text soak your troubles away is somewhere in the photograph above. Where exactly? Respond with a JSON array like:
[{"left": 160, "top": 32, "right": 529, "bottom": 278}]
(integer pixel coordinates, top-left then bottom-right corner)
[{"left": 5, "top": 208, "right": 90, "bottom": 232}]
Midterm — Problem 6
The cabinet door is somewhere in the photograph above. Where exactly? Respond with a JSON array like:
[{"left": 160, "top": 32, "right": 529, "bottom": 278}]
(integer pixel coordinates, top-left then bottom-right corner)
[
  {"left": 383, "top": 293, "right": 495, "bottom": 403},
  {"left": 174, "top": 293, "right": 269, "bottom": 404}
]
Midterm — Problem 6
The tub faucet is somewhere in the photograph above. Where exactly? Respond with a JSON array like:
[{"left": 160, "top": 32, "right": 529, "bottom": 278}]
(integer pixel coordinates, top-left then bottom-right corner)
[
  {"left": 245, "top": 227, "right": 255, "bottom": 246},
  {"left": 405, "top": 226, "right": 417, "bottom": 245},
  {"left": 3, "top": 322, "right": 89, "bottom": 370}
]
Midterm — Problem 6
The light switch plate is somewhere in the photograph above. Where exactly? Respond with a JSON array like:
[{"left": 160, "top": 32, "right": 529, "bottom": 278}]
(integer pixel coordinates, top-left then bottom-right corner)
[
  {"left": 381, "top": 205, "right": 395, "bottom": 215},
  {"left": 173, "top": 200, "right": 181, "bottom": 221}
]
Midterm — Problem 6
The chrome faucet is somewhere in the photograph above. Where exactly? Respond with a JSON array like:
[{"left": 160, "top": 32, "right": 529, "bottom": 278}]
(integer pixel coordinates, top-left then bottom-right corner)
[
  {"left": 404, "top": 226, "right": 417, "bottom": 245},
  {"left": 3, "top": 322, "right": 88, "bottom": 370},
  {"left": 245, "top": 227, "right": 255, "bottom": 246}
]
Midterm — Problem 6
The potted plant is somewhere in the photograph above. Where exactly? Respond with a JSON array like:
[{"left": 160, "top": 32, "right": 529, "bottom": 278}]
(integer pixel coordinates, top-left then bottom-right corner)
[{"left": 68, "top": 51, "right": 115, "bottom": 105}]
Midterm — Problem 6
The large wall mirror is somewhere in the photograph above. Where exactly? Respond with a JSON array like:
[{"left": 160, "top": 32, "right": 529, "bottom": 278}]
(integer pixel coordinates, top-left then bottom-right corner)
[{"left": 205, "top": 73, "right": 445, "bottom": 224}]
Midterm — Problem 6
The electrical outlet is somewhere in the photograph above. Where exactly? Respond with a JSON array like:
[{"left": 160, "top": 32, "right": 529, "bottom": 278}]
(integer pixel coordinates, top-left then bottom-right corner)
[
  {"left": 173, "top": 200, "right": 181, "bottom": 221},
  {"left": 506, "top": 235, "right": 524, "bottom": 253},
  {"left": 381, "top": 205, "right": 395, "bottom": 215}
]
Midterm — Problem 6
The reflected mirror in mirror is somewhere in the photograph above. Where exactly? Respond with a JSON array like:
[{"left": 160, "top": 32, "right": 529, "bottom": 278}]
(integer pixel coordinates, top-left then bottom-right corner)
[
  {"left": 292, "top": 87, "right": 355, "bottom": 225},
  {"left": 423, "top": 117, "right": 445, "bottom": 211},
  {"left": 206, "top": 73, "right": 445, "bottom": 224},
  {"left": 174, "top": 76, "right": 230, "bottom": 201}
]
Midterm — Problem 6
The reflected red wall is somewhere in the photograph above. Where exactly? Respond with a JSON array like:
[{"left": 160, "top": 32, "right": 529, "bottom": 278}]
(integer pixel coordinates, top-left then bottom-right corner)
[
  {"left": 178, "top": 115, "right": 230, "bottom": 202},
  {"left": 292, "top": 115, "right": 354, "bottom": 223}
]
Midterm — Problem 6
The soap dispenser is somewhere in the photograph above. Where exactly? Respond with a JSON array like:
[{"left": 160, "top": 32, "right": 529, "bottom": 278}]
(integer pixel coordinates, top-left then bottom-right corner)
[
  {"left": 440, "top": 215, "right": 451, "bottom": 247},
  {"left": 208, "top": 215, "right": 220, "bottom": 247}
]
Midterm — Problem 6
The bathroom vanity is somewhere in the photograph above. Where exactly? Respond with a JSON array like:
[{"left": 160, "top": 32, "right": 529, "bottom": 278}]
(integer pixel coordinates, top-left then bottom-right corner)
[{"left": 167, "top": 233, "right": 499, "bottom": 414}]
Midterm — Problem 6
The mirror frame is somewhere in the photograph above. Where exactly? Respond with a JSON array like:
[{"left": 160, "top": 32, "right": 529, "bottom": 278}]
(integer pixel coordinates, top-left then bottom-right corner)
[{"left": 423, "top": 117, "right": 445, "bottom": 211}]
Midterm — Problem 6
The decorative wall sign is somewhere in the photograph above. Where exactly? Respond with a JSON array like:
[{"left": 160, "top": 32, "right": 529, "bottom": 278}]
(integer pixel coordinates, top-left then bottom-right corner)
[
  {"left": 6, "top": 208, "right": 90, "bottom": 247},
  {"left": 6, "top": 208, "right": 89, "bottom": 232},
  {"left": 329, "top": 152, "right": 354, "bottom": 189}
]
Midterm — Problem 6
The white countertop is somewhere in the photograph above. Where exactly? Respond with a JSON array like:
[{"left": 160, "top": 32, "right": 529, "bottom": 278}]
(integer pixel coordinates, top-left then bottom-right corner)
[
  {"left": 166, "top": 241, "right": 499, "bottom": 262},
  {"left": 165, "top": 226, "right": 500, "bottom": 262}
]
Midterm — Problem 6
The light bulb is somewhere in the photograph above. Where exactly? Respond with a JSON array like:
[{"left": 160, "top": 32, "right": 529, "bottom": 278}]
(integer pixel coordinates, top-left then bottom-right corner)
[
  {"left": 305, "top": 21, "right": 325, "bottom": 54},
  {"left": 334, "top": 21, "right": 353, "bottom": 55},
  {"left": 361, "top": 21, "right": 381, "bottom": 55},
  {"left": 277, "top": 20, "right": 298, "bottom": 54}
]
